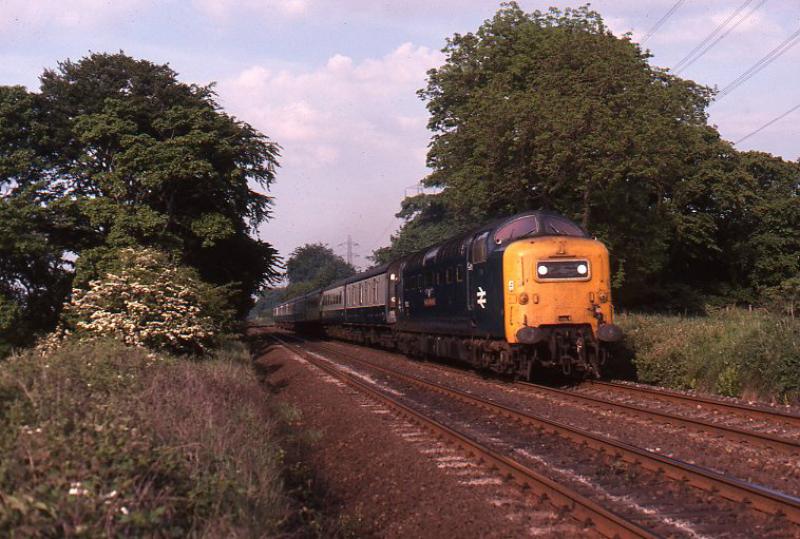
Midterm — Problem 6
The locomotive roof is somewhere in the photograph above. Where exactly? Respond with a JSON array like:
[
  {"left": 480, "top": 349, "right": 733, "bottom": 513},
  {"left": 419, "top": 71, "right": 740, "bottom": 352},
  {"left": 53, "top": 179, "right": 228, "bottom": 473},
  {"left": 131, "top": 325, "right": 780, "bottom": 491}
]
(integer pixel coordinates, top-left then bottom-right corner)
[
  {"left": 276, "top": 210, "right": 586, "bottom": 306},
  {"left": 397, "top": 210, "right": 588, "bottom": 271}
]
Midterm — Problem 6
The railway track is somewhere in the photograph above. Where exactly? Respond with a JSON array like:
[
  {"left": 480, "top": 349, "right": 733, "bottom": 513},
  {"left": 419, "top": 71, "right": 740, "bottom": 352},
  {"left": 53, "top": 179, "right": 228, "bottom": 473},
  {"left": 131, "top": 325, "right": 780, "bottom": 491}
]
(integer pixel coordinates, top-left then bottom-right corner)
[
  {"left": 299, "top": 327, "right": 799, "bottom": 454},
  {"left": 517, "top": 381, "right": 800, "bottom": 453},
  {"left": 582, "top": 380, "right": 800, "bottom": 428},
  {"left": 275, "top": 333, "right": 800, "bottom": 532},
  {"left": 269, "top": 333, "right": 657, "bottom": 539}
]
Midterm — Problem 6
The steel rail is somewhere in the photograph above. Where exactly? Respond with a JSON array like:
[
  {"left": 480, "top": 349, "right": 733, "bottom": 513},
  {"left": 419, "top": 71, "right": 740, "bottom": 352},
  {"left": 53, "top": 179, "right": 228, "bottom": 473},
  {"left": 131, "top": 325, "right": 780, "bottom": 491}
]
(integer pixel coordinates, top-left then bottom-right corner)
[
  {"left": 299, "top": 332, "right": 799, "bottom": 451},
  {"left": 515, "top": 382, "right": 800, "bottom": 453},
  {"left": 584, "top": 381, "right": 800, "bottom": 429},
  {"left": 290, "top": 336, "right": 800, "bottom": 527},
  {"left": 270, "top": 334, "right": 658, "bottom": 539}
]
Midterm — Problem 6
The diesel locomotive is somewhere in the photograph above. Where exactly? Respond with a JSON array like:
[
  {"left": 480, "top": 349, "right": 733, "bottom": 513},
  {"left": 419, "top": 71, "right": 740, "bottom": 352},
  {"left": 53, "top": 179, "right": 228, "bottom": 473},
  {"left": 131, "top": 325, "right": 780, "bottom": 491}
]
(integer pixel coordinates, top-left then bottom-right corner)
[{"left": 273, "top": 211, "right": 622, "bottom": 378}]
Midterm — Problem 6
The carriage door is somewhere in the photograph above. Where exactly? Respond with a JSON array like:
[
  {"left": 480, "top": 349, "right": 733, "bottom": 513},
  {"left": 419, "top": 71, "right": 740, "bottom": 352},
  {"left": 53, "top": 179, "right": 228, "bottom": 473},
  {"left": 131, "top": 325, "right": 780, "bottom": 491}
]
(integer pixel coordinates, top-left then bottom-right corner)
[{"left": 467, "top": 231, "right": 491, "bottom": 330}]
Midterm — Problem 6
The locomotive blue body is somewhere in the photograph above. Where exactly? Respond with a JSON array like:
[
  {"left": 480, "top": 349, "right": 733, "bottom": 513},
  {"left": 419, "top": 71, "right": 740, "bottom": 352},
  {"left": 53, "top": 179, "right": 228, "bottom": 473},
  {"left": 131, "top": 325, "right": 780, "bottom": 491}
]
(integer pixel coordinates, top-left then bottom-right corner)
[{"left": 274, "top": 211, "right": 622, "bottom": 378}]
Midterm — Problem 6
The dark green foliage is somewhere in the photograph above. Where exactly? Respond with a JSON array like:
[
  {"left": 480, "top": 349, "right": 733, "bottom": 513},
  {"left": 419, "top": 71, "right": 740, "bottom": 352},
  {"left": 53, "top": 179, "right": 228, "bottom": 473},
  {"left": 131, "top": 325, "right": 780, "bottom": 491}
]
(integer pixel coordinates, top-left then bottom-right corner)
[
  {"left": 0, "top": 52, "right": 281, "bottom": 349},
  {"left": 249, "top": 244, "right": 355, "bottom": 316},
  {"left": 0, "top": 189, "right": 73, "bottom": 354},
  {"left": 377, "top": 3, "right": 799, "bottom": 310},
  {"left": 619, "top": 310, "right": 800, "bottom": 403},
  {"left": 284, "top": 243, "right": 355, "bottom": 299},
  {"left": 248, "top": 287, "right": 287, "bottom": 322}
]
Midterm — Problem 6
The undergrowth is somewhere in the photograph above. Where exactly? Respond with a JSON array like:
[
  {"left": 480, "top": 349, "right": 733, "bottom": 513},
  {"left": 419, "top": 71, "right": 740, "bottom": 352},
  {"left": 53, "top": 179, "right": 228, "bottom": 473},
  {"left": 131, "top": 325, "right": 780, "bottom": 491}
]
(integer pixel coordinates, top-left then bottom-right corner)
[
  {"left": 617, "top": 308, "right": 800, "bottom": 403},
  {"left": 0, "top": 339, "right": 294, "bottom": 537}
]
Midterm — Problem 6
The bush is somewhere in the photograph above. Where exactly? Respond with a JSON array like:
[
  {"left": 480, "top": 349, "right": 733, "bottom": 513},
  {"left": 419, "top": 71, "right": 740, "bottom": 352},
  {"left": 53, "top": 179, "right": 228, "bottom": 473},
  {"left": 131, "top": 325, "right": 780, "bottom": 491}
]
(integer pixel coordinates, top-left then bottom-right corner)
[
  {"left": 618, "top": 308, "right": 800, "bottom": 403},
  {"left": 43, "top": 248, "right": 234, "bottom": 355},
  {"left": 0, "top": 339, "right": 294, "bottom": 537}
]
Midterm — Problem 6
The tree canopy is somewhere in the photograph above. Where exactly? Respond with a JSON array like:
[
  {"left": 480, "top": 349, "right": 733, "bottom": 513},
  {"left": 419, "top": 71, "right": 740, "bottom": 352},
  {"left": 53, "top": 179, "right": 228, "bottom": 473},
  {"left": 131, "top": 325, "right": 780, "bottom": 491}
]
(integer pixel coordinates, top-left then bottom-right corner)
[
  {"left": 249, "top": 243, "right": 356, "bottom": 320},
  {"left": 376, "top": 3, "right": 800, "bottom": 311},
  {"left": 284, "top": 243, "right": 356, "bottom": 299},
  {"left": 0, "top": 52, "right": 281, "bottom": 352}
]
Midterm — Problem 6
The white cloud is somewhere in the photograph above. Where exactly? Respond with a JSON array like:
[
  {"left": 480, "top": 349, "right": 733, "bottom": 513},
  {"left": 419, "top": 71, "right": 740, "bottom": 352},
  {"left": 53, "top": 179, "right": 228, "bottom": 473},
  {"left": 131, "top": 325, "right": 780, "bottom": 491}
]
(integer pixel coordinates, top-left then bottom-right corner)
[
  {"left": 218, "top": 43, "right": 443, "bottom": 258},
  {"left": 220, "top": 42, "right": 441, "bottom": 160}
]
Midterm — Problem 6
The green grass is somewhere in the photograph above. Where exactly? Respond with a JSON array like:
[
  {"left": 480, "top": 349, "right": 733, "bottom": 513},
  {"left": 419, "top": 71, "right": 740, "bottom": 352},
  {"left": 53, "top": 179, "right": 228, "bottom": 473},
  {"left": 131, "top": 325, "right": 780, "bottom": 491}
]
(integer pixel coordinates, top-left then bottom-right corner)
[
  {"left": 617, "top": 309, "right": 800, "bottom": 403},
  {"left": 0, "top": 339, "right": 295, "bottom": 537}
]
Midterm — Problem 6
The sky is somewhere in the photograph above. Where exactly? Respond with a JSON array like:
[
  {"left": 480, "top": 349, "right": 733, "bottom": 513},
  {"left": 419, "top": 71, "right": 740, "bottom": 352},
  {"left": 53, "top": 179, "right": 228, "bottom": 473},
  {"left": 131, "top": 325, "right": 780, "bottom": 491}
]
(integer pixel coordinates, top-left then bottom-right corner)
[{"left": 2, "top": 0, "right": 798, "bottom": 270}]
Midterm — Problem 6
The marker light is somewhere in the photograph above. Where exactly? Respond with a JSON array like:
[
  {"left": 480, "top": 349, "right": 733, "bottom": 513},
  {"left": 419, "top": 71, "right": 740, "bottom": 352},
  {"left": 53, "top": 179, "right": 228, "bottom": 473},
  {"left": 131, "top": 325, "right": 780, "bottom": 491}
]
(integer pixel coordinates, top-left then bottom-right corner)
[
  {"left": 577, "top": 264, "right": 588, "bottom": 275},
  {"left": 537, "top": 265, "right": 548, "bottom": 276}
]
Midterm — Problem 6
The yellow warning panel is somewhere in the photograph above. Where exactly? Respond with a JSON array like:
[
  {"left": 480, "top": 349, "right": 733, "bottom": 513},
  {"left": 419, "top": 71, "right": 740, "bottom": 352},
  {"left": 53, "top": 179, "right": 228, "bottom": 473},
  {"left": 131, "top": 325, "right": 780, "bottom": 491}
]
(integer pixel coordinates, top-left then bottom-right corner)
[{"left": 503, "top": 237, "right": 613, "bottom": 344}]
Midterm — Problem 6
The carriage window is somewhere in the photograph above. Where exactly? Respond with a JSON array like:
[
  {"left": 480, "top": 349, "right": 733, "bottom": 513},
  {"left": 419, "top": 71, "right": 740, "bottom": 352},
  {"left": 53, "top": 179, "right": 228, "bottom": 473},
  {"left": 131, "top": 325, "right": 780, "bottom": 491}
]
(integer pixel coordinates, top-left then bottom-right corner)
[
  {"left": 471, "top": 231, "right": 490, "bottom": 264},
  {"left": 424, "top": 272, "right": 433, "bottom": 287},
  {"left": 445, "top": 268, "right": 453, "bottom": 284},
  {"left": 456, "top": 265, "right": 464, "bottom": 282},
  {"left": 541, "top": 215, "right": 586, "bottom": 237},
  {"left": 434, "top": 272, "right": 441, "bottom": 285},
  {"left": 494, "top": 215, "right": 538, "bottom": 244}
]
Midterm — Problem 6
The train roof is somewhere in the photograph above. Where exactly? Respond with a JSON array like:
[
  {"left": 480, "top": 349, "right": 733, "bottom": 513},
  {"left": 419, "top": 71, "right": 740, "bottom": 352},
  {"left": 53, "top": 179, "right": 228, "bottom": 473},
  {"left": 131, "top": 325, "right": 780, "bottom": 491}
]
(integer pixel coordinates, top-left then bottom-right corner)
[
  {"left": 275, "top": 211, "right": 587, "bottom": 307},
  {"left": 396, "top": 210, "right": 588, "bottom": 272},
  {"left": 330, "top": 262, "right": 391, "bottom": 289}
]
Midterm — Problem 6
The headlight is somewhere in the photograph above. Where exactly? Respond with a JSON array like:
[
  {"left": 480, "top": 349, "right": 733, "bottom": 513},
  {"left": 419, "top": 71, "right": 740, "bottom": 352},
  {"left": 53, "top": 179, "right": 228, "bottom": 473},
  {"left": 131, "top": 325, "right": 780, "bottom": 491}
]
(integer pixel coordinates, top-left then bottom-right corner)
[{"left": 536, "top": 260, "right": 590, "bottom": 280}]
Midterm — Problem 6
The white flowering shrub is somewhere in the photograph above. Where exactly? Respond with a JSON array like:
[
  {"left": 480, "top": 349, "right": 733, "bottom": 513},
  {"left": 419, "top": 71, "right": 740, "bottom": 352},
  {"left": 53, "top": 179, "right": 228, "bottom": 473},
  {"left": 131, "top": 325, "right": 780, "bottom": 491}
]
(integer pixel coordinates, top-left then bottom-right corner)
[{"left": 45, "top": 248, "right": 231, "bottom": 355}]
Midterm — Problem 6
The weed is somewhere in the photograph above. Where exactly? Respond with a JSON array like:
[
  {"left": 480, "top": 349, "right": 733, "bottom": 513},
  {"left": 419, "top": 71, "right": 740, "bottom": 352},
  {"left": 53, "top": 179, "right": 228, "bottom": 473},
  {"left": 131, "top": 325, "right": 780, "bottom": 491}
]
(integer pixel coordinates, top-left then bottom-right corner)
[{"left": 617, "top": 309, "right": 800, "bottom": 403}]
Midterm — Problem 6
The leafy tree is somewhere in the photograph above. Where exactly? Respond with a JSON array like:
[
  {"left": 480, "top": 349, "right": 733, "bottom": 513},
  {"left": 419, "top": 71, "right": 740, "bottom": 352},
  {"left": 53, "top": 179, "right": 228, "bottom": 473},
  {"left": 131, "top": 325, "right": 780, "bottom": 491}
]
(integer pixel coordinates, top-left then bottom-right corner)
[
  {"left": 393, "top": 4, "right": 713, "bottom": 292},
  {"left": 377, "top": 3, "right": 798, "bottom": 310},
  {"left": 249, "top": 244, "right": 355, "bottom": 316},
  {"left": 0, "top": 53, "right": 281, "bottom": 330},
  {"left": 0, "top": 190, "right": 72, "bottom": 355},
  {"left": 737, "top": 152, "right": 800, "bottom": 298},
  {"left": 248, "top": 287, "right": 287, "bottom": 321},
  {"left": 40, "top": 248, "right": 233, "bottom": 355},
  {"left": 284, "top": 243, "right": 355, "bottom": 299}
]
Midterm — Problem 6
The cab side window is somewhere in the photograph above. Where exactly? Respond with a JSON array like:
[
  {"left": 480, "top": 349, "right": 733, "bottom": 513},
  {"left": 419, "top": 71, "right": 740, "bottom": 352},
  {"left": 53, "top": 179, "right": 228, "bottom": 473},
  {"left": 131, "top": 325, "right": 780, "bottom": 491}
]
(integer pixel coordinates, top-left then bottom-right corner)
[{"left": 471, "top": 231, "right": 490, "bottom": 264}]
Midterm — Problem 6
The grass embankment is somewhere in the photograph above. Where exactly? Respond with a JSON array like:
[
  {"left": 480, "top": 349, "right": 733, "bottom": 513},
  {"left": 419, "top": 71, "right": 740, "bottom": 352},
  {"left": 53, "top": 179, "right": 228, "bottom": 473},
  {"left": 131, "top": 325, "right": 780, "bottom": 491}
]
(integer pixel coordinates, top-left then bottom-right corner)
[
  {"left": 0, "top": 339, "right": 305, "bottom": 537},
  {"left": 618, "top": 309, "right": 800, "bottom": 403}
]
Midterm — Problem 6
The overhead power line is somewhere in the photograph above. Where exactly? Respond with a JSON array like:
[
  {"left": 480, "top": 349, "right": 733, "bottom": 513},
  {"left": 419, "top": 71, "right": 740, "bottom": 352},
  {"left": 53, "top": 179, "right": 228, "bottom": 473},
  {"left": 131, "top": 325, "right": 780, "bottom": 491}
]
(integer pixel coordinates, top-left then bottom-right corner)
[
  {"left": 716, "top": 27, "right": 800, "bottom": 100},
  {"left": 736, "top": 102, "right": 800, "bottom": 144},
  {"left": 674, "top": 0, "right": 764, "bottom": 73},
  {"left": 641, "top": 0, "right": 687, "bottom": 45}
]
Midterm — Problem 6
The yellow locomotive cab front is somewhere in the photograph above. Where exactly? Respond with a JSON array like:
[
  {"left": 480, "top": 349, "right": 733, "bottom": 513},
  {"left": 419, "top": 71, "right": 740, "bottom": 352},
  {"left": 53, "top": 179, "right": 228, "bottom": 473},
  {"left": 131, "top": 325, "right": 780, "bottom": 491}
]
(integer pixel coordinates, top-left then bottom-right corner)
[{"left": 503, "top": 236, "right": 620, "bottom": 347}]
